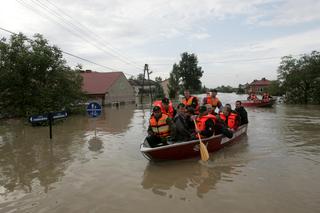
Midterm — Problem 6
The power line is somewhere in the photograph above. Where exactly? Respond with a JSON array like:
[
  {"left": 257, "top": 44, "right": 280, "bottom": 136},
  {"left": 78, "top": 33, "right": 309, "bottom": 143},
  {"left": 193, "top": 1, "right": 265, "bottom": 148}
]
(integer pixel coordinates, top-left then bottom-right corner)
[
  {"left": 43, "top": 0, "right": 143, "bottom": 68},
  {"left": 20, "top": 0, "right": 143, "bottom": 71},
  {"left": 0, "top": 26, "right": 136, "bottom": 76},
  {"left": 149, "top": 55, "right": 302, "bottom": 66}
]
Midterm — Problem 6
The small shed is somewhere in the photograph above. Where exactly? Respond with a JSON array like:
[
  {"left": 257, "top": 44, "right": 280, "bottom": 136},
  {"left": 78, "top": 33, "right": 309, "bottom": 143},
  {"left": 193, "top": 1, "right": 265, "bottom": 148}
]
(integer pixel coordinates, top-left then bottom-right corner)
[{"left": 80, "top": 70, "right": 135, "bottom": 105}]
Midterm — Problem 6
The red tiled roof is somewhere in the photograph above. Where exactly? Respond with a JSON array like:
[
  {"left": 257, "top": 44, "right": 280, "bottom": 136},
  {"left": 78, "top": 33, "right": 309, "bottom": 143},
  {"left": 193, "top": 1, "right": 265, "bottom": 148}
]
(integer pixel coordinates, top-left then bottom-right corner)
[
  {"left": 250, "top": 78, "right": 271, "bottom": 86},
  {"left": 80, "top": 71, "right": 123, "bottom": 94}
]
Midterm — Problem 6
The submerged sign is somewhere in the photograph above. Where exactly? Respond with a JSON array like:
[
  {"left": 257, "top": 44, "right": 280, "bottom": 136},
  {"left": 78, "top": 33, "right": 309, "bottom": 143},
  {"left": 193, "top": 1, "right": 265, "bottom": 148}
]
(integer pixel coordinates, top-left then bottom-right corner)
[
  {"left": 28, "top": 111, "right": 68, "bottom": 139},
  {"left": 29, "top": 111, "right": 68, "bottom": 123},
  {"left": 86, "top": 102, "right": 102, "bottom": 118}
]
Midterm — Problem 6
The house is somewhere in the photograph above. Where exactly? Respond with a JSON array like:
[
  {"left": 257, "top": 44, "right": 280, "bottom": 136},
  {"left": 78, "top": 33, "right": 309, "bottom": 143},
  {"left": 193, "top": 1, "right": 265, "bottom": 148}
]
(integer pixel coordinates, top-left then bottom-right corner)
[
  {"left": 80, "top": 70, "right": 135, "bottom": 105},
  {"left": 248, "top": 78, "right": 271, "bottom": 94}
]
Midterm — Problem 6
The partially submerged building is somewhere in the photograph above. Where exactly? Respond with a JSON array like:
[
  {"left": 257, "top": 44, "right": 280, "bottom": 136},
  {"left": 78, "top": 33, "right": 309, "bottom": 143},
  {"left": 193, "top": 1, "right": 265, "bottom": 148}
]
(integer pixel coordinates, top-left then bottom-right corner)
[
  {"left": 80, "top": 70, "right": 135, "bottom": 105},
  {"left": 248, "top": 78, "right": 271, "bottom": 94}
]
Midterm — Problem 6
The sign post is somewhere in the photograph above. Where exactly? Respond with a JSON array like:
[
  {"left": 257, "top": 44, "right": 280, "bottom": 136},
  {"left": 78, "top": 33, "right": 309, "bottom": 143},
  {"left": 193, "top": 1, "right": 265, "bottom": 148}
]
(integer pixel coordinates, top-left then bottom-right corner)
[
  {"left": 86, "top": 102, "right": 102, "bottom": 137},
  {"left": 29, "top": 111, "right": 68, "bottom": 139}
]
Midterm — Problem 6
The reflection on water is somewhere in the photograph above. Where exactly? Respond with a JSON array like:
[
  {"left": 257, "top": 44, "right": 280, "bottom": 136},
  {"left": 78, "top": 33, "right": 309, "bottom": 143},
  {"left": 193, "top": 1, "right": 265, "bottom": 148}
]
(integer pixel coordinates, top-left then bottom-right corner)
[
  {"left": 86, "top": 104, "right": 135, "bottom": 135},
  {"left": 142, "top": 139, "right": 249, "bottom": 199},
  {"left": 0, "top": 96, "right": 320, "bottom": 213},
  {"left": 88, "top": 137, "right": 103, "bottom": 153}
]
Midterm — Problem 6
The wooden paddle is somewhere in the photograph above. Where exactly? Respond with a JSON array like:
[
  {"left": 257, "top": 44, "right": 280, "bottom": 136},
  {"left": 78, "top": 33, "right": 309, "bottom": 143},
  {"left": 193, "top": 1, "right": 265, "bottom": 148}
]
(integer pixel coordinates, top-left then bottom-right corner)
[{"left": 193, "top": 119, "right": 209, "bottom": 162}]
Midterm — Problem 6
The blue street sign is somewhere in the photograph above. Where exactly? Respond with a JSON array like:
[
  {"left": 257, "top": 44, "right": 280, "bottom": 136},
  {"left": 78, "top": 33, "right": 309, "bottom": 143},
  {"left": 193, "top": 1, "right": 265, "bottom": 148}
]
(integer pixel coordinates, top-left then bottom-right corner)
[
  {"left": 29, "top": 111, "right": 68, "bottom": 124},
  {"left": 29, "top": 115, "right": 48, "bottom": 123},
  {"left": 86, "top": 102, "right": 102, "bottom": 117},
  {"left": 52, "top": 111, "right": 68, "bottom": 120}
]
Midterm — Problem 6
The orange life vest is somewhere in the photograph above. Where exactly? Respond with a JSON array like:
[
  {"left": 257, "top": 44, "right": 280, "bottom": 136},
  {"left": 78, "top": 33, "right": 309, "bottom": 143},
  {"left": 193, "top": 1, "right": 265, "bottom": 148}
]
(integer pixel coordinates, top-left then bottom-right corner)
[
  {"left": 262, "top": 93, "right": 270, "bottom": 102},
  {"left": 153, "top": 100, "right": 175, "bottom": 118},
  {"left": 195, "top": 114, "right": 217, "bottom": 137},
  {"left": 182, "top": 96, "right": 199, "bottom": 114},
  {"left": 219, "top": 112, "right": 238, "bottom": 129},
  {"left": 250, "top": 94, "right": 258, "bottom": 101},
  {"left": 149, "top": 114, "right": 170, "bottom": 137},
  {"left": 206, "top": 96, "right": 220, "bottom": 111}
]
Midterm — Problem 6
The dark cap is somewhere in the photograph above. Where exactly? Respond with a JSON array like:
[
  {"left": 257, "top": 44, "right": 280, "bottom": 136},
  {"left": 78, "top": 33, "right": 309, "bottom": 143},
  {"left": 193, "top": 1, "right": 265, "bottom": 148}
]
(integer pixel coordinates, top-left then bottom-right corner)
[
  {"left": 199, "top": 106, "right": 207, "bottom": 114},
  {"left": 162, "top": 97, "right": 169, "bottom": 104},
  {"left": 186, "top": 106, "right": 194, "bottom": 114},
  {"left": 153, "top": 106, "right": 161, "bottom": 112}
]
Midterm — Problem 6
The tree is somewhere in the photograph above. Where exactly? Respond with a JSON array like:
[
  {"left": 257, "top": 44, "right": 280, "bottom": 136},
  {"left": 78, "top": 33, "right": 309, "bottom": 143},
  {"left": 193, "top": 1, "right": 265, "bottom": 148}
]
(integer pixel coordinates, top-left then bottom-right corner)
[
  {"left": 267, "top": 80, "right": 283, "bottom": 96},
  {"left": 167, "top": 63, "right": 180, "bottom": 99},
  {"left": 154, "top": 76, "right": 165, "bottom": 99},
  {"left": 278, "top": 51, "right": 320, "bottom": 104},
  {"left": 177, "top": 52, "right": 203, "bottom": 93},
  {"left": 0, "top": 33, "right": 86, "bottom": 117}
]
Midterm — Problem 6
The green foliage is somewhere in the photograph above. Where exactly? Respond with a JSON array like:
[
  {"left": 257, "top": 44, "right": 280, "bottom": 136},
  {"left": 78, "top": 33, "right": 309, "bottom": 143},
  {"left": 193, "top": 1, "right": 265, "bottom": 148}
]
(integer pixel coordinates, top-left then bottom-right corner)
[
  {"left": 177, "top": 52, "right": 203, "bottom": 93},
  {"left": 200, "top": 85, "right": 208, "bottom": 93},
  {"left": 0, "top": 33, "right": 86, "bottom": 118},
  {"left": 154, "top": 76, "right": 165, "bottom": 99},
  {"left": 167, "top": 63, "right": 180, "bottom": 99},
  {"left": 167, "top": 52, "right": 203, "bottom": 98},
  {"left": 215, "top": 85, "right": 236, "bottom": 93},
  {"left": 278, "top": 51, "right": 320, "bottom": 104},
  {"left": 267, "top": 80, "right": 283, "bottom": 96}
]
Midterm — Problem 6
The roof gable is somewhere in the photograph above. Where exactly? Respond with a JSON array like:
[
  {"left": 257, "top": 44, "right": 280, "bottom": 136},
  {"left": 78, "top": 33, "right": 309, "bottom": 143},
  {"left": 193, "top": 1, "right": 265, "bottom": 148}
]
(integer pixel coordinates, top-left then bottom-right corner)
[
  {"left": 80, "top": 71, "right": 124, "bottom": 94},
  {"left": 250, "top": 78, "right": 271, "bottom": 86}
]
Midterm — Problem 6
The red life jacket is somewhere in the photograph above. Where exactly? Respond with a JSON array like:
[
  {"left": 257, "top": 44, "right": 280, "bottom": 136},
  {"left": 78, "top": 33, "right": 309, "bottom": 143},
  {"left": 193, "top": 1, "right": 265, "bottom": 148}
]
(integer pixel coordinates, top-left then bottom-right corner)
[
  {"left": 196, "top": 114, "right": 217, "bottom": 137},
  {"left": 149, "top": 114, "right": 170, "bottom": 137},
  {"left": 182, "top": 96, "right": 199, "bottom": 114},
  {"left": 219, "top": 112, "right": 238, "bottom": 129},
  {"left": 262, "top": 94, "right": 269, "bottom": 102},
  {"left": 153, "top": 100, "right": 174, "bottom": 118},
  {"left": 206, "top": 96, "right": 220, "bottom": 111}
]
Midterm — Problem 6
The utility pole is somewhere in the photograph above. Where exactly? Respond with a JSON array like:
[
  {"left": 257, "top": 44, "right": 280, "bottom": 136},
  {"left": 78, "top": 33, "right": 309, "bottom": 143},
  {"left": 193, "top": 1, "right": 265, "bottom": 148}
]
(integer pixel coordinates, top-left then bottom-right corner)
[
  {"left": 140, "top": 64, "right": 153, "bottom": 108},
  {"left": 146, "top": 64, "right": 153, "bottom": 106},
  {"left": 140, "top": 65, "right": 146, "bottom": 105}
]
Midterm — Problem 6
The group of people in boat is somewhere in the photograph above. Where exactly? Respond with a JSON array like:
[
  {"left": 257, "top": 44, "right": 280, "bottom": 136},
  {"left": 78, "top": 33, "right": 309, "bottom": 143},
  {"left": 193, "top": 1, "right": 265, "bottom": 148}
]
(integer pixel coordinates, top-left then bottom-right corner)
[
  {"left": 247, "top": 92, "right": 273, "bottom": 102},
  {"left": 146, "top": 89, "right": 248, "bottom": 148}
]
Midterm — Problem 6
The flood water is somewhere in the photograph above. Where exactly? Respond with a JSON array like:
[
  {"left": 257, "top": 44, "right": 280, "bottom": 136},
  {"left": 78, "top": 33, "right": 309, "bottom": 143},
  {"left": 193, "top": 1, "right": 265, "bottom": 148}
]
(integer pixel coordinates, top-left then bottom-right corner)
[{"left": 0, "top": 93, "right": 319, "bottom": 213}]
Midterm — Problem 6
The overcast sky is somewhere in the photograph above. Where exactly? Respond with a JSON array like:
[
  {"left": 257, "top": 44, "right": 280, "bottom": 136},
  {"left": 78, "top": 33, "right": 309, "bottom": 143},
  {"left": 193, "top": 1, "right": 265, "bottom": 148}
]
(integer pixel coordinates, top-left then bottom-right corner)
[{"left": 1, "top": 0, "right": 320, "bottom": 87}]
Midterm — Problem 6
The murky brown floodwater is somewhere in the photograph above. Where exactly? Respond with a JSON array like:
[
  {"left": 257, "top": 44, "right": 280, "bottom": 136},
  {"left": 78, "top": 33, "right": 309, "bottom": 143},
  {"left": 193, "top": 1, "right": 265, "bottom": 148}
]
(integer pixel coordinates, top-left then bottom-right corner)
[{"left": 0, "top": 93, "right": 319, "bottom": 213}]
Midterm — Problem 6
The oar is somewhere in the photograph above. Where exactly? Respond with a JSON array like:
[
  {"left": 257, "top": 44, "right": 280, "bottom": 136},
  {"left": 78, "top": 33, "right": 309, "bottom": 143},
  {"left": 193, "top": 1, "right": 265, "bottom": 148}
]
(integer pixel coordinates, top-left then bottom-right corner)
[{"left": 193, "top": 119, "right": 209, "bottom": 162}]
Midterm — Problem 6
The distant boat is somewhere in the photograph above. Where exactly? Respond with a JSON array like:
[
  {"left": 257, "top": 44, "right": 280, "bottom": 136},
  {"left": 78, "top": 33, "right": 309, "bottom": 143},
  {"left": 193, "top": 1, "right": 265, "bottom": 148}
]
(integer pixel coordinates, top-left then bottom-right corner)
[
  {"left": 241, "top": 99, "right": 275, "bottom": 107},
  {"left": 140, "top": 124, "right": 247, "bottom": 161}
]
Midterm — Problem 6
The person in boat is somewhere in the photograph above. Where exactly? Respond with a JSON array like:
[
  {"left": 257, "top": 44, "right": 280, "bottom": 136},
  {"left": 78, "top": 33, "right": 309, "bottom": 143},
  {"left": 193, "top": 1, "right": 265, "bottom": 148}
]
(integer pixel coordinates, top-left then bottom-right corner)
[
  {"left": 185, "top": 106, "right": 196, "bottom": 132},
  {"left": 225, "top": 103, "right": 241, "bottom": 127},
  {"left": 218, "top": 106, "right": 239, "bottom": 130},
  {"left": 193, "top": 106, "right": 216, "bottom": 138},
  {"left": 205, "top": 104, "right": 215, "bottom": 115},
  {"left": 262, "top": 92, "right": 272, "bottom": 102},
  {"left": 235, "top": 100, "right": 248, "bottom": 125},
  {"left": 147, "top": 106, "right": 176, "bottom": 148},
  {"left": 182, "top": 89, "right": 200, "bottom": 114},
  {"left": 153, "top": 97, "right": 176, "bottom": 118},
  {"left": 202, "top": 89, "right": 223, "bottom": 113},
  {"left": 247, "top": 92, "right": 258, "bottom": 101},
  {"left": 173, "top": 103, "right": 193, "bottom": 141}
]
